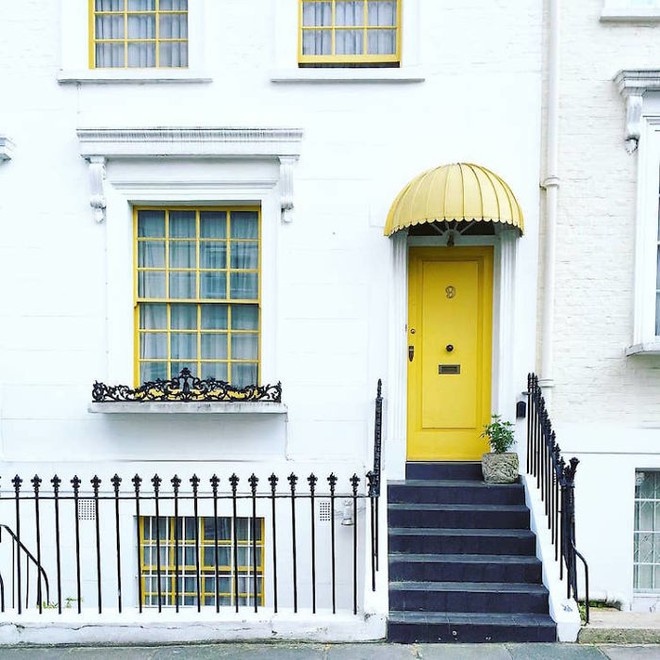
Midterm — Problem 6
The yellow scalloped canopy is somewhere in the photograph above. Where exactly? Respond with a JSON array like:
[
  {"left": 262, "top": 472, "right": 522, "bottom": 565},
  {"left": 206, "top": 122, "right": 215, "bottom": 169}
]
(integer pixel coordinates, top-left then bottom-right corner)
[{"left": 384, "top": 162, "right": 524, "bottom": 236}]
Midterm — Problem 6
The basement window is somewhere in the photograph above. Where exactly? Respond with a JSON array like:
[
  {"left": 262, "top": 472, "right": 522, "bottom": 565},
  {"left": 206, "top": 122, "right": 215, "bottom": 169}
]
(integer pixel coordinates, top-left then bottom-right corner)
[{"left": 634, "top": 470, "right": 660, "bottom": 592}]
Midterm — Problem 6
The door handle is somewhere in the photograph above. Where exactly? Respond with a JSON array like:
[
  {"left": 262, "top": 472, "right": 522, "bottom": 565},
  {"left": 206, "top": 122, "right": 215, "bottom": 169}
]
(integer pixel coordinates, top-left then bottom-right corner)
[{"left": 408, "top": 345, "right": 415, "bottom": 362}]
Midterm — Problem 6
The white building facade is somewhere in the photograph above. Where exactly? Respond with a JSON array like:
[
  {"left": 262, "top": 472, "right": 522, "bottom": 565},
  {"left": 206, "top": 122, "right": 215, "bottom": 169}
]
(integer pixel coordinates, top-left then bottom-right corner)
[{"left": 1, "top": 0, "right": 656, "bottom": 645}]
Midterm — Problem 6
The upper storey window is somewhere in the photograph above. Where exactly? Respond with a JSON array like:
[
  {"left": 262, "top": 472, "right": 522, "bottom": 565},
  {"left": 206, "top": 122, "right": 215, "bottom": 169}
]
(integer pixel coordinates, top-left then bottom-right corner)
[
  {"left": 91, "top": 0, "right": 188, "bottom": 68},
  {"left": 299, "top": 1, "right": 400, "bottom": 66}
]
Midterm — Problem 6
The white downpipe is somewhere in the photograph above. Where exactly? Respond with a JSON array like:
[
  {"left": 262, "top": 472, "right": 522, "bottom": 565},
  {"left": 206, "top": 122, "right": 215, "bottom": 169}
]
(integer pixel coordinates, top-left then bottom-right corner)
[{"left": 540, "top": 0, "right": 560, "bottom": 404}]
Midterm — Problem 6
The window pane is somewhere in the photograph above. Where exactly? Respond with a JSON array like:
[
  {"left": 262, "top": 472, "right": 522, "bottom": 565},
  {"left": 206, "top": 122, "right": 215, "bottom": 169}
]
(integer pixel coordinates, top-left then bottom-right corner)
[
  {"left": 169, "top": 272, "right": 196, "bottom": 298},
  {"left": 230, "top": 212, "right": 258, "bottom": 239},
  {"left": 140, "top": 361, "right": 168, "bottom": 382},
  {"left": 232, "top": 363, "right": 258, "bottom": 388},
  {"left": 128, "top": 0, "right": 154, "bottom": 9},
  {"left": 128, "top": 14, "right": 156, "bottom": 39},
  {"left": 160, "top": 0, "right": 188, "bottom": 9},
  {"left": 96, "top": 15, "right": 124, "bottom": 38},
  {"left": 302, "top": 30, "right": 331, "bottom": 55},
  {"left": 170, "top": 303, "right": 197, "bottom": 329},
  {"left": 200, "top": 212, "right": 227, "bottom": 238},
  {"left": 127, "top": 42, "right": 156, "bottom": 67},
  {"left": 138, "top": 271, "right": 166, "bottom": 298},
  {"left": 232, "top": 335, "right": 258, "bottom": 360},
  {"left": 201, "top": 362, "right": 228, "bottom": 381},
  {"left": 656, "top": 293, "right": 660, "bottom": 336},
  {"left": 96, "top": 43, "right": 125, "bottom": 67},
  {"left": 201, "top": 305, "right": 228, "bottom": 329},
  {"left": 170, "top": 361, "right": 195, "bottom": 378},
  {"left": 201, "top": 242, "right": 227, "bottom": 269},
  {"left": 302, "top": 2, "right": 331, "bottom": 26},
  {"left": 159, "top": 42, "right": 188, "bottom": 67},
  {"left": 336, "top": 1, "right": 365, "bottom": 26},
  {"left": 230, "top": 243, "right": 258, "bottom": 270},
  {"left": 170, "top": 241, "right": 196, "bottom": 268},
  {"left": 140, "top": 333, "right": 167, "bottom": 359},
  {"left": 336, "top": 29, "right": 363, "bottom": 55},
  {"left": 171, "top": 333, "right": 196, "bottom": 359},
  {"left": 231, "top": 306, "right": 258, "bottom": 330},
  {"left": 230, "top": 272, "right": 258, "bottom": 300},
  {"left": 138, "top": 210, "right": 165, "bottom": 237},
  {"left": 138, "top": 241, "right": 165, "bottom": 268},
  {"left": 169, "top": 211, "right": 196, "bottom": 237},
  {"left": 367, "top": 29, "right": 396, "bottom": 54},
  {"left": 201, "top": 333, "right": 228, "bottom": 359},
  {"left": 159, "top": 14, "right": 188, "bottom": 38},
  {"left": 368, "top": 1, "right": 396, "bottom": 26},
  {"left": 201, "top": 272, "right": 227, "bottom": 299},
  {"left": 96, "top": 0, "right": 124, "bottom": 10},
  {"left": 140, "top": 303, "right": 167, "bottom": 329}
]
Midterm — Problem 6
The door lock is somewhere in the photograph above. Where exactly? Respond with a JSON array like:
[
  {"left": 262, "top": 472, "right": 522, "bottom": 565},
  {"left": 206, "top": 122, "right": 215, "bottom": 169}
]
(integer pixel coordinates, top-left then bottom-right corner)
[{"left": 446, "top": 344, "right": 454, "bottom": 353}]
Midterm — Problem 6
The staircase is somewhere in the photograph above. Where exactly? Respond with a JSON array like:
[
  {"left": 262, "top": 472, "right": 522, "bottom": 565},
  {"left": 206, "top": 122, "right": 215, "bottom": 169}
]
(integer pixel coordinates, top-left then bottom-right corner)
[{"left": 387, "top": 462, "right": 556, "bottom": 643}]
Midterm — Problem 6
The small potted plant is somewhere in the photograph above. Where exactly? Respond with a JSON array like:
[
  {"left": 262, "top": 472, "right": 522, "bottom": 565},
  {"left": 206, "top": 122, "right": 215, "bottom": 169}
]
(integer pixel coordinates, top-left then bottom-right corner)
[{"left": 481, "top": 415, "right": 519, "bottom": 484}]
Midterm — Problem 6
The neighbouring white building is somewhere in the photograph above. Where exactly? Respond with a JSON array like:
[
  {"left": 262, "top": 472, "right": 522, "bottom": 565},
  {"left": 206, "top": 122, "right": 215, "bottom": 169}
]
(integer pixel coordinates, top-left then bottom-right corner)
[{"left": 0, "top": 0, "right": 658, "bottom": 646}]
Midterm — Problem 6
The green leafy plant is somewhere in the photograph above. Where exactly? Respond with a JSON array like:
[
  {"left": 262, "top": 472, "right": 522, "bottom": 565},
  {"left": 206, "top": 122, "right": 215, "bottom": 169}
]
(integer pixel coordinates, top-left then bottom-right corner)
[{"left": 481, "top": 415, "right": 516, "bottom": 453}]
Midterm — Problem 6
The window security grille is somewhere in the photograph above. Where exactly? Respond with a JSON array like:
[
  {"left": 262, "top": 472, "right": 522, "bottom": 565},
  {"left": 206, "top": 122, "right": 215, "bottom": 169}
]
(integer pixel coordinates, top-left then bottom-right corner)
[
  {"left": 634, "top": 470, "right": 660, "bottom": 592},
  {"left": 319, "top": 501, "right": 332, "bottom": 522}
]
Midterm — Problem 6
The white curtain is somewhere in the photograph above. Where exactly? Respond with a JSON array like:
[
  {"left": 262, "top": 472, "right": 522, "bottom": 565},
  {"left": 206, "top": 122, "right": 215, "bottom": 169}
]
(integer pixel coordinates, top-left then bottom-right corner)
[
  {"left": 302, "top": 1, "right": 396, "bottom": 57},
  {"left": 95, "top": 0, "right": 188, "bottom": 68}
]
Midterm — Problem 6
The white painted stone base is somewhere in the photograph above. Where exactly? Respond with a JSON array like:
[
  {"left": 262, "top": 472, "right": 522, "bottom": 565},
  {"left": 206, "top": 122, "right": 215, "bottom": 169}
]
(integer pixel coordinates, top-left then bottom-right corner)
[{"left": 0, "top": 610, "right": 386, "bottom": 646}]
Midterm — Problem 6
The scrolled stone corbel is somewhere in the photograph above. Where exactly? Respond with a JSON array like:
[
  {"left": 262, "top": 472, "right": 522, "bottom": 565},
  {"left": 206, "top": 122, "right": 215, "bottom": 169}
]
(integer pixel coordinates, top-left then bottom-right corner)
[
  {"left": 279, "top": 155, "right": 298, "bottom": 223},
  {"left": 624, "top": 92, "right": 643, "bottom": 154},
  {"left": 87, "top": 156, "right": 107, "bottom": 222}
]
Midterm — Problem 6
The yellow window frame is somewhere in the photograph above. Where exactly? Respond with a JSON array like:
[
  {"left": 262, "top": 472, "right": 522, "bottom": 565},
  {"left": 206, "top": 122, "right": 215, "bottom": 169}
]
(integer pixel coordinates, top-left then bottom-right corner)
[
  {"left": 89, "top": 0, "right": 189, "bottom": 69},
  {"left": 298, "top": 0, "right": 401, "bottom": 65},
  {"left": 133, "top": 206, "right": 262, "bottom": 387},
  {"left": 139, "top": 516, "right": 265, "bottom": 607}
]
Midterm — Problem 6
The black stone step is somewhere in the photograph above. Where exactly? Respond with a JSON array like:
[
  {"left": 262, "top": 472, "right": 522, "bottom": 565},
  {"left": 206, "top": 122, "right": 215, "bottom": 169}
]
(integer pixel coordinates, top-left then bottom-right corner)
[
  {"left": 406, "top": 462, "right": 483, "bottom": 481},
  {"left": 387, "top": 612, "right": 556, "bottom": 643},
  {"left": 388, "top": 480, "right": 525, "bottom": 505},
  {"left": 388, "top": 553, "right": 542, "bottom": 584},
  {"left": 388, "top": 503, "right": 530, "bottom": 530},
  {"left": 388, "top": 527, "right": 537, "bottom": 555},
  {"left": 388, "top": 581, "right": 549, "bottom": 614}
]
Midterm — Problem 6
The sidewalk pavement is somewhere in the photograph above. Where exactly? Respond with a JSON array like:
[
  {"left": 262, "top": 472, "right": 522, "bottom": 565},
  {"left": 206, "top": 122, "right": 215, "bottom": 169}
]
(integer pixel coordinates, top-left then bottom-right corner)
[{"left": 0, "top": 644, "right": 659, "bottom": 659}]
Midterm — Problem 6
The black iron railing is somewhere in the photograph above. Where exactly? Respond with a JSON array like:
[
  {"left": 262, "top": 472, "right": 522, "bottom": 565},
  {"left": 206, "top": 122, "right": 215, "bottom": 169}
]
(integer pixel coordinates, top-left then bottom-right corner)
[
  {"left": 366, "top": 379, "right": 383, "bottom": 591},
  {"left": 0, "top": 469, "right": 376, "bottom": 616},
  {"left": 527, "top": 373, "right": 590, "bottom": 623},
  {"left": 0, "top": 522, "right": 50, "bottom": 613}
]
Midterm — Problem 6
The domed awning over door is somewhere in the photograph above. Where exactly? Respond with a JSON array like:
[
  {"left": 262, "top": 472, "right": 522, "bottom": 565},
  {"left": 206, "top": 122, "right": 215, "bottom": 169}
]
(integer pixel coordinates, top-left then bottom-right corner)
[{"left": 384, "top": 162, "right": 524, "bottom": 236}]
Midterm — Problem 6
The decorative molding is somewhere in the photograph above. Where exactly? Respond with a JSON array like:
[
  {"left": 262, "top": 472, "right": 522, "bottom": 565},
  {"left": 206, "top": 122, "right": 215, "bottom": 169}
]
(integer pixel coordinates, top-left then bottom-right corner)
[
  {"left": 77, "top": 127, "right": 304, "bottom": 158},
  {"left": 278, "top": 156, "right": 298, "bottom": 222},
  {"left": 0, "top": 135, "right": 15, "bottom": 162},
  {"left": 77, "top": 128, "right": 304, "bottom": 223},
  {"left": 601, "top": 6, "right": 660, "bottom": 21},
  {"left": 614, "top": 70, "right": 660, "bottom": 151},
  {"left": 86, "top": 156, "right": 107, "bottom": 223}
]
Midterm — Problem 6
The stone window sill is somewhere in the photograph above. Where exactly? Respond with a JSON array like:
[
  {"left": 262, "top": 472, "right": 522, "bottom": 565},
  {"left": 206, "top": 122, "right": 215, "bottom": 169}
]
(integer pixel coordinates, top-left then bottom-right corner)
[
  {"left": 626, "top": 342, "right": 660, "bottom": 356},
  {"left": 269, "top": 67, "right": 425, "bottom": 84},
  {"left": 88, "top": 402, "right": 288, "bottom": 414},
  {"left": 601, "top": 8, "right": 660, "bottom": 21},
  {"left": 57, "top": 69, "right": 212, "bottom": 84}
]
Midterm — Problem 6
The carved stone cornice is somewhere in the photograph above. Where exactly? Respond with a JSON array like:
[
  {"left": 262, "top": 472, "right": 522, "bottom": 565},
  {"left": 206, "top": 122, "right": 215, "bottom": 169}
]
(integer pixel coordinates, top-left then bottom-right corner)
[
  {"left": 77, "top": 127, "right": 303, "bottom": 223},
  {"left": 0, "top": 135, "right": 15, "bottom": 162},
  {"left": 614, "top": 70, "right": 660, "bottom": 153},
  {"left": 77, "top": 127, "right": 304, "bottom": 158}
]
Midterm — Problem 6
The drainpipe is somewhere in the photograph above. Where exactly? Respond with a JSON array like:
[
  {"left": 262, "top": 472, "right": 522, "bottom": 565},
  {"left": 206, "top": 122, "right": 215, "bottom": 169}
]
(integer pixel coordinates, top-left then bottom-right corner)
[{"left": 540, "top": 0, "right": 560, "bottom": 404}]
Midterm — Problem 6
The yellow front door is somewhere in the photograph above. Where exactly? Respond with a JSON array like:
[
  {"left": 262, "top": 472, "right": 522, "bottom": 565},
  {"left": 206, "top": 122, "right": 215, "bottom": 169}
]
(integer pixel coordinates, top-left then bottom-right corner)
[{"left": 407, "top": 247, "right": 493, "bottom": 461}]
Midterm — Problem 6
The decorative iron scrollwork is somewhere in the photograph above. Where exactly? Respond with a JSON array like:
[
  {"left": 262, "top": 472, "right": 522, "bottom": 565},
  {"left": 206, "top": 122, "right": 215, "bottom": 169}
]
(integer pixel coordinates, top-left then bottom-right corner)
[{"left": 92, "top": 368, "right": 282, "bottom": 403}]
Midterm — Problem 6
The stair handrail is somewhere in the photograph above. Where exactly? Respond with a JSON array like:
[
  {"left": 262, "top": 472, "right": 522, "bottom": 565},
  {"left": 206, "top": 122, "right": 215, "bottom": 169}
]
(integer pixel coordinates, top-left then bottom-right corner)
[
  {"left": 0, "top": 524, "right": 50, "bottom": 610},
  {"left": 526, "top": 373, "right": 590, "bottom": 624},
  {"left": 366, "top": 379, "right": 383, "bottom": 591}
]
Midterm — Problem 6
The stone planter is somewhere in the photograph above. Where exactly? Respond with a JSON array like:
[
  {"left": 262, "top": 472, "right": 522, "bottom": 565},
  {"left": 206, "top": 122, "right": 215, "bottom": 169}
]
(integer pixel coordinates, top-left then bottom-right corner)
[{"left": 481, "top": 452, "right": 519, "bottom": 484}]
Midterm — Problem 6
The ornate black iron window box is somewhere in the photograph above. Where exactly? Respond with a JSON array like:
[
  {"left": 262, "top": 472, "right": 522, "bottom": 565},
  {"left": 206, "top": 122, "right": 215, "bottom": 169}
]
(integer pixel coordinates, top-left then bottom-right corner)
[{"left": 89, "top": 369, "right": 285, "bottom": 414}]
